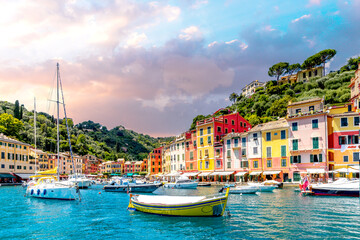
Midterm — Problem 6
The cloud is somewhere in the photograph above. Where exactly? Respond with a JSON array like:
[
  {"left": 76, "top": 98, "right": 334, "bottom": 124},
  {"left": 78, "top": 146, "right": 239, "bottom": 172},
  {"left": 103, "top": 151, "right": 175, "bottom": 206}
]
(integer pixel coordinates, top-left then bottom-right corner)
[
  {"left": 307, "top": 0, "right": 322, "bottom": 7},
  {"left": 178, "top": 26, "right": 203, "bottom": 40},
  {"left": 292, "top": 14, "right": 311, "bottom": 23}
]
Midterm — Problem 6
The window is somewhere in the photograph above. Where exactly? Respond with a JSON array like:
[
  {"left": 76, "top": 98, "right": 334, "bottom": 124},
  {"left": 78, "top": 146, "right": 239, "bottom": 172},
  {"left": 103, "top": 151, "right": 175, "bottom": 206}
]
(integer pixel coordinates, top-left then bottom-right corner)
[
  {"left": 281, "top": 130, "right": 286, "bottom": 139},
  {"left": 227, "top": 161, "right": 231, "bottom": 169},
  {"left": 290, "top": 155, "right": 301, "bottom": 164},
  {"left": 200, "top": 161, "right": 203, "bottom": 169},
  {"left": 281, "top": 159, "right": 287, "bottom": 167},
  {"left": 190, "top": 163, "right": 193, "bottom": 170},
  {"left": 215, "top": 149, "right": 221, "bottom": 157},
  {"left": 207, "top": 136, "right": 211, "bottom": 144},
  {"left": 292, "top": 139, "right": 298, "bottom": 151},
  {"left": 266, "top": 147, "right": 272, "bottom": 158},
  {"left": 341, "top": 118, "right": 348, "bottom": 127},
  {"left": 241, "top": 149, "right": 246, "bottom": 157},
  {"left": 292, "top": 122, "right": 298, "bottom": 131},
  {"left": 253, "top": 161, "right": 258, "bottom": 168},
  {"left": 354, "top": 117, "right": 359, "bottom": 126},
  {"left": 225, "top": 119, "right": 228, "bottom": 124},
  {"left": 193, "top": 140, "right": 197, "bottom": 147},
  {"left": 312, "top": 119, "right": 318, "bottom": 129},
  {"left": 266, "top": 132, "right": 271, "bottom": 141},
  {"left": 303, "top": 72, "right": 306, "bottom": 78},
  {"left": 234, "top": 138, "right": 239, "bottom": 147},
  {"left": 253, "top": 147, "right": 258, "bottom": 155},
  {"left": 226, "top": 139, "right": 231, "bottom": 148},
  {"left": 309, "top": 106, "right": 315, "bottom": 112},
  {"left": 244, "top": 123, "right": 247, "bottom": 128},
  {"left": 190, "top": 151, "right": 193, "bottom": 160},
  {"left": 200, "top": 138, "right": 203, "bottom": 145},
  {"left": 205, "top": 161, "right": 209, "bottom": 169},
  {"left": 17, "top": 165, "right": 22, "bottom": 169},
  {"left": 312, "top": 137, "right": 319, "bottom": 149},
  {"left": 353, "top": 152, "right": 360, "bottom": 162},
  {"left": 242, "top": 138, "right": 246, "bottom": 147},
  {"left": 309, "top": 71, "right": 312, "bottom": 77},
  {"left": 225, "top": 128, "right": 228, "bottom": 133},
  {"left": 231, "top": 120, "right": 235, "bottom": 125},
  {"left": 253, "top": 133, "right": 258, "bottom": 141},
  {"left": 339, "top": 136, "right": 347, "bottom": 145},
  {"left": 310, "top": 154, "right": 322, "bottom": 163},
  {"left": 348, "top": 104, "right": 352, "bottom": 112},
  {"left": 281, "top": 145, "right": 286, "bottom": 157},
  {"left": 207, "top": 127, "right": 211, "bottom": 134},
  {"left": 217, "top": 126, "right": 221, "bottom": 132},
  {"left": 296, "top": 109, "right": 301, "bottom": 114},
  {"left": 1, "top": 152, "right": 4, "bottom": 159},
  {"left": 348, "top": 135, "right": 352, "bottom": 145},
  {"left": 267, "top": 160, "right": 272, "bottom": 168},
  {"left": 204, "top": 150, "right": 209, "bottom": 158},
  {"left": 240, "top": 122, "right": 243, "bottom": 127},
  {"left": 216, "top": 160, "right": 221, "bottom": 168},
  {"left": 227, "top": 150, "right": 231, "bottom": 158},
  {"left": 343, "top": 156, "right": 349, "bottom": 162},
  {"left": 353, "top": 135, "right": 359, "bottom": 144},
  {"left": 314, "top": 69, "right": 318, "bottom": 76},
  {"left": 200, "top": 128, "right": 203, "bottom": 136},
  {"left": 182, "top": 154, "right": 185, "bottom": 160}
]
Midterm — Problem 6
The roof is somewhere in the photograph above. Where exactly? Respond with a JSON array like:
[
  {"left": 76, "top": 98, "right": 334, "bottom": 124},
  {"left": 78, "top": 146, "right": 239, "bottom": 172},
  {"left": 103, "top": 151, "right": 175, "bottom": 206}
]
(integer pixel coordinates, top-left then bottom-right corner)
[
  {"left": 241, "top": 80, "right": 265, "bottom": 90},
  {"left": 288, "top": 98, "right": 323, "bottom": 107},
  {"left": 248, "top": 118, "right": 289, "bottom": 132},
  {"left": 330, "top": 111, "right": 360, "bottom": 117},
  {"left": 0, "top": 134, "right": 31, "bottom": 146},
  {"left": 223, "top": 132, "right": 243, "bottom": 139}
]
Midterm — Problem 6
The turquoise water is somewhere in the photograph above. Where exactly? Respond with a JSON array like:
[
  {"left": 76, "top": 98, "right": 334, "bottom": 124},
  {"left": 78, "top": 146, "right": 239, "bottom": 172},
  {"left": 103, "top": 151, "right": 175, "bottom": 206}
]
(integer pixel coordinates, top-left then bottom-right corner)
[{"left": 1, "top": 185, "right": 360, "bottom": 240}]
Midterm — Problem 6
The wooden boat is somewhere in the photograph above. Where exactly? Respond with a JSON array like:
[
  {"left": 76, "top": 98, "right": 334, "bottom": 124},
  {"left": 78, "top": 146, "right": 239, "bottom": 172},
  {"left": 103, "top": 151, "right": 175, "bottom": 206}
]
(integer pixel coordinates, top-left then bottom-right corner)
[{"left": 128, "top": 187, "right": 230, "bottom": 217}]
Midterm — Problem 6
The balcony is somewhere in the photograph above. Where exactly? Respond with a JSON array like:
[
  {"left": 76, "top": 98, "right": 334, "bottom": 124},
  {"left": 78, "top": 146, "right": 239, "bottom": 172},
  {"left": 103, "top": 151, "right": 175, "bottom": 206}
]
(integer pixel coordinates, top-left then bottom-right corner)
[{"left": 287, "top": 109, "right": 324, "bottom": 119}]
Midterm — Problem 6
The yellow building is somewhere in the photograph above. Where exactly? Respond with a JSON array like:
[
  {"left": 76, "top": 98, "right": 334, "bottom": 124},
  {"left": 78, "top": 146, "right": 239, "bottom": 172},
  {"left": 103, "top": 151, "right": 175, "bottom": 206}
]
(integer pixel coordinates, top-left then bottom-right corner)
[
  {"left": 30, "top": 148, "right": 48, "bottom": 171},
  {"left": 162, "top": 144, "right": 171, "bottom": 174},
  {"left": 241, "top": 80, "right": 265, "bottom": 97},
  {"left": 196, "top": 120, "right": 214, "bottom": 172},
  {"left": 260, "top": 119, "right": 290, "bottom": 182},
  {"left": 111, "top": 159, "right": 124, "bottom": 175},
  {"left": 0, "top": 133, "right": 34, "bottom": 180},
  {"left": 278, "top": 66, "right": 324, "bottom": 85}
]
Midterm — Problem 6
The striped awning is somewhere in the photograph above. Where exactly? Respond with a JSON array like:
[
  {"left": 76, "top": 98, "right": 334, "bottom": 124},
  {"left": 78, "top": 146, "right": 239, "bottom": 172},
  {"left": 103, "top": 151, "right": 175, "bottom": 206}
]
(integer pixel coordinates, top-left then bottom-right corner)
[
  {"left": 249, "top": 171, "right": 262, "bottom": 176},
  {"left": 235, "top": 172, "right": 248, "bottom": 176},
  {"left": 210, "top": 171, "right": 234, "bottom": 176},
  {"left": 198, "top": 172, "right": 212, "bottom": 177},
  {"left": 307, "top": 168, "right": 325, "bottom": 174},
  {"left": 182, "top": 172, "right": 200, "bottom": 177},
  {"left": 262, "top": 171, "right": 281, "bottom": 175}
]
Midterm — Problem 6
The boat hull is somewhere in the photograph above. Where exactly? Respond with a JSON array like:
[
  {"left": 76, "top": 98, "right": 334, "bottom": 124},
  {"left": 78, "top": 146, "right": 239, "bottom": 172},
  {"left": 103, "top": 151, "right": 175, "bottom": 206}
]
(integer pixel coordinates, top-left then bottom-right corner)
[
  {"left": 26, "top": 185, "right": 79, "bottom": 200},
  {"left": 104, "top": 184, "right": 161, "bottom": 193},
  {"left": 164, "top": 182, "right": 198, "bottom": 189},
  {"left": 311, "top": 188, "right": 359, "bottom": 197},
  {"left": 131, "top": 196, "right": 228, "bottom": 217},
  {"left": 229, "top": 186, "right": 258, "bottom": 194}
]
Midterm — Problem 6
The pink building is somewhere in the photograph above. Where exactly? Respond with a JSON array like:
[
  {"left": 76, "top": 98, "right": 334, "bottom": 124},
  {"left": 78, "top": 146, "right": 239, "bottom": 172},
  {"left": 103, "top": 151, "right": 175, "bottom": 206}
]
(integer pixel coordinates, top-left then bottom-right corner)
[{"left": 286, "top": 98, "right": 328, "bottom": 182}]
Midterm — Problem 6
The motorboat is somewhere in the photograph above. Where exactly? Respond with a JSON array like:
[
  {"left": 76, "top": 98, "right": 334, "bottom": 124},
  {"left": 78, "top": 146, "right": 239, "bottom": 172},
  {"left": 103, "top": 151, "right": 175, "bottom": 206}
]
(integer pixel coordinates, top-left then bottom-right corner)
[
  {"left": 104, "top": 178, "right": 162, "bottom": 193},
  {"left": 127, "top": 187, "right": 230, "bottom": 217},
  {"left": 198, "top": 182, "right": 212, "bottom": 187},
  {"left": 26, "top": 175, "right": 80, "bottom": 200},
  {"left": 229, "top": 185, "right": 258, "bottom": 194},
  {"left": 310, "top": 179, "right": 359, "bottom": 197},
  {"left": 163, "top": 176, "right": 198, "bottom": 189},
  {"left": 65, "top": 174, "right": 92, "bottom": 189},
  {"left": 261, "top": 180, "right": 283, "bottom": 188},
  {"left": 247, "top": 182, "right": 276, "bottom": 192}
]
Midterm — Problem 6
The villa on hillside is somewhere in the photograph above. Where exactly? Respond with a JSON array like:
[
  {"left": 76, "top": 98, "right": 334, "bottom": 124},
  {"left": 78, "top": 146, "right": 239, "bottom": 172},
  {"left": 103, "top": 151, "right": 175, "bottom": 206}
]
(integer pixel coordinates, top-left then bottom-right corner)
[
  {"left": 278, "top": 66, "right": 324, "bottom": 85},
  {"left": 241, "top": 80, "right": 265, "bottom": 97}
]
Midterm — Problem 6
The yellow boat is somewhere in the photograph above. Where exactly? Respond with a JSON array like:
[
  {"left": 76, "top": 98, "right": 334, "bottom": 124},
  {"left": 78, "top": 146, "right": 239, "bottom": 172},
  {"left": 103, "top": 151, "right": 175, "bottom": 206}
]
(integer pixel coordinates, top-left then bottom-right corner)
[{"left": 128, "top": 187, "right": 230, "bottom": 217}]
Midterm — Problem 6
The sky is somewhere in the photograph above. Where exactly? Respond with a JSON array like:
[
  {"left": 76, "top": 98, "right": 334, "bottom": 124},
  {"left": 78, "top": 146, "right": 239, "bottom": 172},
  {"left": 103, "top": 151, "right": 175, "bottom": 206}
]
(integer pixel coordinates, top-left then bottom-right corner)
[{"left": 0, "top": 0, "right": 359, "bottom": 137}]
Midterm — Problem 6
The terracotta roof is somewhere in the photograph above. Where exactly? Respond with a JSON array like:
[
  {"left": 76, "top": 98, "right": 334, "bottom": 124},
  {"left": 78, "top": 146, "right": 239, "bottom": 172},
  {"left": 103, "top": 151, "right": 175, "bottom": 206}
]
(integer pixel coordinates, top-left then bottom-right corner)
[
  {"left": 288, "top": 98, "right": 323, "bottom": 107},
  {"left": 248, "top": 118, "right": 289, "bottom": 132},
  {"left": 330, "top": 112, "right": 360, "bottom": 117},
  {"left": 0, "top": 133, "right": 31, "bottom": 146}
]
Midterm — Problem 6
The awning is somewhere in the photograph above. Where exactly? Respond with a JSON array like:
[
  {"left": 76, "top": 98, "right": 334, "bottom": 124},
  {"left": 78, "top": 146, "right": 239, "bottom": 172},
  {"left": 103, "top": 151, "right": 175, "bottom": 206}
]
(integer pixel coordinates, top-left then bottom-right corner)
[
  {"left": 166, "top": 172, "right": 181, "bottom": 177},
  {"left": 335, "top": 168, "right": 359, "bottom": 173},
  {"left": 249, "top": 171, "right": 262, "bottom": 176},
  {"left": 182, "top": 172, "right": 200, "bottom": 177},
  {"left": 210, "top": 171, "right": 234, "bottom": 176},
  {"left": 0, "top": 173, "right": 15, "bottom": 178},
  {"left": 14, "top": 173, "right": 34, "bottom": 179},
  {"left": 262, "top": 171, "right": 281, "bottom": 175},
  {"left": 198, "top": 172, "right": 212, "bottom": 177},
  {"left": 307, "top": 168, "right": 325, "bottom": 174},
  {"left": 235, "top": 172, "right": 248, "bottom": 176}
]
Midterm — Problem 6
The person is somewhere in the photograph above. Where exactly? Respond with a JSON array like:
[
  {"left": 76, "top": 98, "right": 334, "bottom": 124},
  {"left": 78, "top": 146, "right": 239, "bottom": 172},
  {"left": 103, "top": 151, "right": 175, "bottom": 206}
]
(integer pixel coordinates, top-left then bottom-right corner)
[{"left": 300, "top": 174, "right": 309, "bottom": 191}]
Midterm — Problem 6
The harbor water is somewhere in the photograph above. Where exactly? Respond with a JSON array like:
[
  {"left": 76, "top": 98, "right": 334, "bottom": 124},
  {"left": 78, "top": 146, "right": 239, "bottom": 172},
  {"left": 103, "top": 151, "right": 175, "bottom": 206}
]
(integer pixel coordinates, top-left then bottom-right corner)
[{"left": 1, "top": 186, "right": 360, "bottom": 240}]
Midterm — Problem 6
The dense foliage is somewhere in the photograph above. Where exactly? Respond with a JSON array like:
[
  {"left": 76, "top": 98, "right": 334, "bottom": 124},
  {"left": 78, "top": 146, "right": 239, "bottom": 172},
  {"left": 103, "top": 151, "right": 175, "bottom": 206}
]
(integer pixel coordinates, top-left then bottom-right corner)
[{"left": 0, "top": 102, "right": 173, "bottom": 161}]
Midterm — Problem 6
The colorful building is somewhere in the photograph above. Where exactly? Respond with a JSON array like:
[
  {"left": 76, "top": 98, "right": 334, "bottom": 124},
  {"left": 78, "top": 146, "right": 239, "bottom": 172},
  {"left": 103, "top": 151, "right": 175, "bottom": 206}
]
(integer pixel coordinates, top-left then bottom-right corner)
[
  {"left": 196, "top": 110, "right": 251, "bottom": 174},
  {"left": 246, "top": 126, "right": 263, "bottom": 181},
  {"left": 328, "top": 104, "right": 360, "bottom": 179},
  {"left": 148, "top": 147, "right": 163, "bottom": 175},
  {"left": 349, "top": 62, "right": 360, "bottom": 112},
  {"left": 241, "top": 80, "right": 265, "bottom": 97},
  {"left": 185, "top": 130, "right": 198, "bottom": 172},
  {"left": 30, "top": 149, "right": 48, "bottom": 171},
  {"left": 162, "top": 145, "right": 171, "bottom": 174},
  {"left": 278, "top": 66, "right": 324, "bottom": 85},
  {"left": 260, "top": 119, "right": 290, "bottom": 182},
  {"left": 170, "top": 134, "right": 186, "bottom": 172},
  {"left": 287, "top": 98, "right": 328, "bottom": 182}
]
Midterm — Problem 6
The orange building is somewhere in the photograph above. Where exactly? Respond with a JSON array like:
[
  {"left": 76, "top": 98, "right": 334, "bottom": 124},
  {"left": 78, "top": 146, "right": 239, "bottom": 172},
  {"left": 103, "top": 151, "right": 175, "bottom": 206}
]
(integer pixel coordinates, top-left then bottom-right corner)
[{"left": 148, "top": 147, "right": 163, "bottom": 175}]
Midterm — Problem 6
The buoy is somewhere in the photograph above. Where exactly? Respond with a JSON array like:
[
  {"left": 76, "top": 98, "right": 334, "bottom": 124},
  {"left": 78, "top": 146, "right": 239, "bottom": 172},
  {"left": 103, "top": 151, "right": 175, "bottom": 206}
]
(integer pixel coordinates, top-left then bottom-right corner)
[{"left": 98, "top": 192, "right": 101, "bottom": 194}]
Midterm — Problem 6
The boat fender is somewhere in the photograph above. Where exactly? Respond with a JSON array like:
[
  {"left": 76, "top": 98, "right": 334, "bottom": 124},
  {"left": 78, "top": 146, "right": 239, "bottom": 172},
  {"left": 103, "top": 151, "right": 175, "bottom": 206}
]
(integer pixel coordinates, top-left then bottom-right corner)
[
  {"left": 30, "top": 189, "right": 34, "bottom": 195},
  {"left": 37, "top": 189, "right": 40, "bottom": 195},
  {"left": 43, "top": 189, "right": 47, "bottom": 195}
]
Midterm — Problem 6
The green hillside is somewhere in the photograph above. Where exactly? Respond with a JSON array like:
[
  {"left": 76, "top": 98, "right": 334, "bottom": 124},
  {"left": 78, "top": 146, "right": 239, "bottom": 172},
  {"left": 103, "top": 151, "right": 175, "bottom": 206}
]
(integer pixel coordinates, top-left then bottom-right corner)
[{"left": 0, "top": 101, "right": 173, "bottom": 161}]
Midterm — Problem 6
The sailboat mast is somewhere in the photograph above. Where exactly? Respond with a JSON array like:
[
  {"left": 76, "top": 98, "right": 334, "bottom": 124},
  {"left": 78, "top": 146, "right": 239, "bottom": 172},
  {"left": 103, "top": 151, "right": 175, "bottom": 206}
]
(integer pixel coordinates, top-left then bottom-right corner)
[
  {"left": 34, "top": 97, "right": 37, "bottom": 174},
  {"left": 57, "top": 63, "right": 60, "bottom": 180}
]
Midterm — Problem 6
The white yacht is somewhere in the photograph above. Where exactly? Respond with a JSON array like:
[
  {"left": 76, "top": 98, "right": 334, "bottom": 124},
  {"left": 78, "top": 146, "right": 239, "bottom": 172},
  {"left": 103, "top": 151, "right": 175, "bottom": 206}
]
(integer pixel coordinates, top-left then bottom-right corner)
[
  {"left": 311, "top": 179, "right": 359, "bottom": 197},
  {"left": 164, "top": 175, "right": 198, "bottom": 189},
  {"left": 66, "top": 174, "right": 92, "bottom": 189}
]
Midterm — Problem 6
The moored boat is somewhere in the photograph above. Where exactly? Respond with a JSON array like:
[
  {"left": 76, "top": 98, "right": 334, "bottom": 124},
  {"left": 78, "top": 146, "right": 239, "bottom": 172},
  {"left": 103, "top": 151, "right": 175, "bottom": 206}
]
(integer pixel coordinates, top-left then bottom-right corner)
[
  {"left": 128, "top": 187, "right": 230, "bottom": 217},
  {"left": 310, "top": 179, "right": 359, "bottom": 197},
  {"left": 65, "top": 174, "right": 92, "bottom": 189},
  {"left": 164, "top": 176, "right": 198, "bottom": 189},
  {"left": 247, "top": 182, "right": 276, "bottom": 192},
  {"left": 229, "top": 185, "right": 258, "bottom": 194},
  {"left": 104, "top": 182, "right": 162, "bottom": 193}
]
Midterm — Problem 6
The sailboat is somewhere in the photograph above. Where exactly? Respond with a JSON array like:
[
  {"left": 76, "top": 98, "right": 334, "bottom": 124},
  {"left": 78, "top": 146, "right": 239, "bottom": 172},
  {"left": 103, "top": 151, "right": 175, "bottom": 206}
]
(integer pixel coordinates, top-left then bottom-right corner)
[{"left": 25, "top": 63, "right": 80, "bottom": 200}]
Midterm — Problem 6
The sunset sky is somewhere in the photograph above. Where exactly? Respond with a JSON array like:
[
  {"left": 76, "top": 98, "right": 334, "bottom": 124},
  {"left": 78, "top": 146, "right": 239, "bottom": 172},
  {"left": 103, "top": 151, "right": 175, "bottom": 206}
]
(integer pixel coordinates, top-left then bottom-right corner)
[{"left": 0, "top": 0, "right": 359, "bottom": 137}]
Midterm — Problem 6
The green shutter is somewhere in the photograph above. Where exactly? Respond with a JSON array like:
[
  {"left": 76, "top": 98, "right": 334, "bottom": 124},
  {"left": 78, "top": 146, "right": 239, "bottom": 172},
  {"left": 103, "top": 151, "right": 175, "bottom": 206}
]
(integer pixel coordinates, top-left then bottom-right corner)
[
  {"left": 319, "top": 154, "right": 322, "bottom": 162},
  {"left": 313, "top": 138, "right": 319, "bottom": 149},
  {"left": 281, "top": 146, "right": 286, "bottom": 157},
  {"left": 298, "top": 155, "right": 301, "bottom": 163},
  {"left": 310, "top": 154, "right": 314, "bottom": 163},
  {"left": 290, "top": 156, "right": 293, "bottom": 164}
]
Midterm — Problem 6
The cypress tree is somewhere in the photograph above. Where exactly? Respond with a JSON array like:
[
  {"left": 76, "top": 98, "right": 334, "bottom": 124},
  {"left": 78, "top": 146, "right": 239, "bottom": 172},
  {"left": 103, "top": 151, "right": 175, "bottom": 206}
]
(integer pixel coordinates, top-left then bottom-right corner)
[
  {"left": 14, "top": 100, "right": 20, "bottom": 119},
  {"left": 20, "top": 104, "right": 24, "bottom": 120}
]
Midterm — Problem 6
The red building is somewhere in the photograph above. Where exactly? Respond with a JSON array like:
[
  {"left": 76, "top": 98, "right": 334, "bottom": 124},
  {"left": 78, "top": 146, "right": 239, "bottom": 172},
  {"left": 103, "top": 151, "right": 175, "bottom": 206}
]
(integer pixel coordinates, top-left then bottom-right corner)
[
  {"left": 185, "top": 130, "right": 198, "bottom": 172},
  {"left": 149, "top": 147, "right": 163, "bottom": 175},
  {"left": 82, "top": 154, "right": 101, "bottom": 174}
]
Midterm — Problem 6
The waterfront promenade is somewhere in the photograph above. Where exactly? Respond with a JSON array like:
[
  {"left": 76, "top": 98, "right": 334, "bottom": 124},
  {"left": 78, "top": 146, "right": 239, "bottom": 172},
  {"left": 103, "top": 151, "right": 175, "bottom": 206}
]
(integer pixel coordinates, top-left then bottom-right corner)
[{"left": 1, "top": 186, "right": 360, "bottom": 239}]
